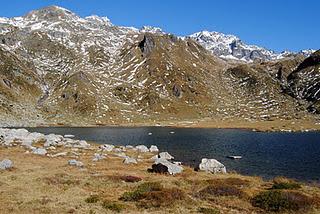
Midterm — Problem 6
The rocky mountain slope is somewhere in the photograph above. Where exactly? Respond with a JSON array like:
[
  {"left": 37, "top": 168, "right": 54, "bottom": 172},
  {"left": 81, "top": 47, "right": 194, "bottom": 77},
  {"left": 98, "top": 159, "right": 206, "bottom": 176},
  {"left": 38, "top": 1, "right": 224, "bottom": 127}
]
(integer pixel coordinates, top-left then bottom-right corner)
[
  {"left": 188, "top": 31, "right": 315, "bottom": 62},
  {"left": 0, "top": 6, "right": 318, "bottom": 127}
]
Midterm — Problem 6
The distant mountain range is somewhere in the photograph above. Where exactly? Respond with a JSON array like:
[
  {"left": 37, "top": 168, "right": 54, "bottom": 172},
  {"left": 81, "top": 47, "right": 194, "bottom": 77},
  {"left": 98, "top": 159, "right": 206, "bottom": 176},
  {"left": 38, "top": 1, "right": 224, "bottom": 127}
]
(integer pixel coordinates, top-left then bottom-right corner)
[
  {"left": 0, "top": 6, "right": 319, "bottom": 126},
  {"left": 188, "top": 31, "right": 315, "bottom": 62}
]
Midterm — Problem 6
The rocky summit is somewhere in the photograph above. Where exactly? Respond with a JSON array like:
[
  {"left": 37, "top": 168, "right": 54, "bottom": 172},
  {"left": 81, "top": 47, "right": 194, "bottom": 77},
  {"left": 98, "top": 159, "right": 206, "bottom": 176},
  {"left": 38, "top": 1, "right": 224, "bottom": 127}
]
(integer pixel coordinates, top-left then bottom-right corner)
[{"left": 0, "top": 6, "right": 319, "bottom": 127}]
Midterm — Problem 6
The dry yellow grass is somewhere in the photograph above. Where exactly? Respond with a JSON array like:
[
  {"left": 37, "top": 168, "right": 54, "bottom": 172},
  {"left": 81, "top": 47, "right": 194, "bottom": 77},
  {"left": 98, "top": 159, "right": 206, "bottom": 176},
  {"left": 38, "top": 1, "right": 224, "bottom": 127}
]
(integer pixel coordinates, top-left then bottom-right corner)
[{"left": 0, "top": 144, "right": 319, "bottom": 214}]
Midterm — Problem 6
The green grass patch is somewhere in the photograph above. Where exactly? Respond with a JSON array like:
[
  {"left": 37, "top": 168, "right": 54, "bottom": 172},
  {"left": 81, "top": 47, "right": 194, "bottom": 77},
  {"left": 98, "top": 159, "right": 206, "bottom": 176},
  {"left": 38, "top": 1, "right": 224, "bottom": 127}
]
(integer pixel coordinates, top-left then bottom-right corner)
[
  {"left": 251, "top": 190, "right": 313, "bottom": 212},
  {"left": 198, "top": 207, "right": 220, "bottom": 214},
  {"left": 102, "top": 200, "right": 125, "bottom": 213},
  {"left": 85, "top": 195, "right": 100, "bottom": 203}
]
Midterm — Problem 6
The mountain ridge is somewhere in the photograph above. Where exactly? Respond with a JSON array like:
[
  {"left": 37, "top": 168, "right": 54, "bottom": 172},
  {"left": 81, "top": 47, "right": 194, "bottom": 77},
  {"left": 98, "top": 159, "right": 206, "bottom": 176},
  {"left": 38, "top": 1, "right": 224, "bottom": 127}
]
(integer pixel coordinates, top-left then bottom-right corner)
[{"left": 0, "top": 6, "right": 319, "bottom": 128}]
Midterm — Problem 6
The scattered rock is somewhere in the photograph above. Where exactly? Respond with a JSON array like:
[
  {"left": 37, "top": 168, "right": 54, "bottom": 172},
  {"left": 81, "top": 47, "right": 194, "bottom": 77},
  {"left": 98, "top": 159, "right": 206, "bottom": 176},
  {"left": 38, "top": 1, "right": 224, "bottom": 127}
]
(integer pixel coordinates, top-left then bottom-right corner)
[
  {"left": 158, "top": 152, "right": 174, "bottom": 160},
  {"left": 123, "top": 157, "right": 138, "bottom": 164},
  {"left": 150, "top": 158, "right": 183, "bottom": 175},
  {"left": 0, "top": 159, "right": 13, "bottom": 170},
  {"left": 115, "top": 152, "right": 127, "bottom": 158},
  {"left": 68, "top": 159, "right": 84, "bottom": 167},
  {"left": 198, "top": 158, "right": 227, "bottom": 174},
  {"left": 125, "top": 145, "right": 134, "bottom": 149},
  {"left": 44, "top": 134, "right": 64, "bottom": 147},
  {"left": 72, "top": 140, "right": 90, "bottom": 148},
  {"left": 135, "top": 145, "right": 149, "bottom": 153},
  {"left": 149, "top": 145, "right": 159, "bottom": 153},
  {"left": 32, "top": 148, "right": 47, "bottom": 156},
  {"left": 100, "top": 144, "right": 114, "bottom": 152},
  {"left": 93, "top": 153, "right": 105, "bottom": 161},
  {"left": 51, "top": 152, "right": 68, "bottom": 157}
]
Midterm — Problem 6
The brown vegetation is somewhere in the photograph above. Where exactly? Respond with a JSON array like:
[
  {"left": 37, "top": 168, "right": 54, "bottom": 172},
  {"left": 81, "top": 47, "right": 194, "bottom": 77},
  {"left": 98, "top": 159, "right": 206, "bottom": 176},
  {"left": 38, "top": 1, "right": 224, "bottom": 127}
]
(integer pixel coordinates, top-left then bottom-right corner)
[{"left": 0, "top": 145, "right": 319, "bottom": 213}]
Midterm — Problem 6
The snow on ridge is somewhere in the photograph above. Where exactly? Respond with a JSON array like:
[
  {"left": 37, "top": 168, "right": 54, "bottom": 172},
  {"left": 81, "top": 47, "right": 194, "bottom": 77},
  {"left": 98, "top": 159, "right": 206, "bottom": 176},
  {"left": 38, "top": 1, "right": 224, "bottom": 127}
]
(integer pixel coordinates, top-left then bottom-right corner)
[
  {"left": 188, "top": 30, "right": 279, "bottom": 62},
  {"left": 140, "top": 26, "right": 164, "bottom": 34}
]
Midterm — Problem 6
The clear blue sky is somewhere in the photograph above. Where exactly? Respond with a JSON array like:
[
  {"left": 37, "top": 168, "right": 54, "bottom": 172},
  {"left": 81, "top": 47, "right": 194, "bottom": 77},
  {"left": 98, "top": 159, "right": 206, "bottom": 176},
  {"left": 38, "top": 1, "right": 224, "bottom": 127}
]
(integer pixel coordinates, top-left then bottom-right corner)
[{"left": 1, "top": 0, "right": 319, "bottom": 52}]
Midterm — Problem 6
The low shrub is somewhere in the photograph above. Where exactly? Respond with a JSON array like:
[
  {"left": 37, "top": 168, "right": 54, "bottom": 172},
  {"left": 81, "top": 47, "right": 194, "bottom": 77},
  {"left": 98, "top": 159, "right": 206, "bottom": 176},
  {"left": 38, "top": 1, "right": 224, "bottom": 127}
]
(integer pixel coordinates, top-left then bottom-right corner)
[
  {"left": 251, "top": 190, "right": 313, "bottom": 212},
  {"left": 271, "top": 182, "right": 301, "bottom": 190},
  {"left": 120, "top": 182, "right": 163, "bottom": 201},
  {"left": 85, "top": 195, "right": 100, "bottom": 203},
  {"left": 138, "top": 187, "right": 185, "bottom": 208},
  {"left": 198, "top": 207, "right": 220, "bottom": 214},
  {"left": 206, "top": 178, "right": 249, "bottom": 187},
  {"left": 197, "top": 184, "right": 243, "bottom": 198},
  {"left": 271, "top": 177, "right": 301, "bottom": 190},
  {"left": 120, "top": 182, "right": 185, "bottom": 208},
  {"left": 119, "top": 175, "right": 142, "bottom": 183},
  {"left": 102, "top": 200, "right": 125, "bottom": 213}
]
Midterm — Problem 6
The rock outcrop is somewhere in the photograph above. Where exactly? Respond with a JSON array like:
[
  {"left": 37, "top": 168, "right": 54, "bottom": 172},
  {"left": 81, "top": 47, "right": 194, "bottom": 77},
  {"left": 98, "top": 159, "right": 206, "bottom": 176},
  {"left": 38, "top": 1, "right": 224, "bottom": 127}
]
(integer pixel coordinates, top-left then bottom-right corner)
[
  {"left": 150, "top": 158, "right": 183, "bottom": 175},
  {"left": 198, "top": 158, "right": 227, "bottom": 174}
]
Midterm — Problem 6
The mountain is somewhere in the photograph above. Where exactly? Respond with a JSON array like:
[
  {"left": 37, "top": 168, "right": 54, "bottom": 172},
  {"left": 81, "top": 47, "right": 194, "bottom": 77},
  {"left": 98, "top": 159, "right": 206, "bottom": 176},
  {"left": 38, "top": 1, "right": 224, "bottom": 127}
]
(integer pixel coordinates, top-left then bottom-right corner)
[
  {"left": 188, "top": 31, "right": 316, "bottom": 62},
  {"left": 0, "top": 6, "right": 318, "bottom": 127},
  {"left": 286, "top": 50, "right": 320, "bottom": 113}
]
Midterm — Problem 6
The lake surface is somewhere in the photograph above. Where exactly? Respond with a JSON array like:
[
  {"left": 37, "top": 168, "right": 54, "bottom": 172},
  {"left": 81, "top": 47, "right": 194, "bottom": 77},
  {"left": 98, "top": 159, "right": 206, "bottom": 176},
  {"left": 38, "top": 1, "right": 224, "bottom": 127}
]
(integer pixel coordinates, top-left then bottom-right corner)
[{"left": 26, "top": 127, "right": 320, "bottom": 182}]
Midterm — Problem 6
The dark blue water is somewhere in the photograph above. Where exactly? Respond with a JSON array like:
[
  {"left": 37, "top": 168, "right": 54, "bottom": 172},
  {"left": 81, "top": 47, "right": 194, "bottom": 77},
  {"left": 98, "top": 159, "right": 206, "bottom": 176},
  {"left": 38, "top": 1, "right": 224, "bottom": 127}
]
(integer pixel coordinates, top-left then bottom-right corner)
[{"left": 26, "top": 127, "right": 320, "bottom": 182}]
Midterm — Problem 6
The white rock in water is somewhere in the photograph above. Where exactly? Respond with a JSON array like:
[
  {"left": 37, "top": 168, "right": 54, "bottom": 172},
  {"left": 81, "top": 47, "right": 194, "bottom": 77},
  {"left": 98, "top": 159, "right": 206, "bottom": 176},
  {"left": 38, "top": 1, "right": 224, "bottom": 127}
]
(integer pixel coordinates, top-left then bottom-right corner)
[
  {"left": 100, "top": 144, "right": 114, "bottom": 152},
  {"left": 154, "top": 158, "right": 183, "bottom": 175},
  {"left": 159, "top": 152, "right": 174, "bottom": 160},
  {"left": 149, "top": 145, "right": 159, "bottom": 153},
  {"left": 32, "top": 148, "right": 47, "bottom": 156},
  {"left": 64, "top": 134, "right": 75, "bottom": 138},
  {"left": 135, "top": 145, "right": 149, "bottom": 152},
  {"left": 93, "top": 153, "right": 105, "bottom": 161},
  {"left": 123, "top": 156, "right": 138, "bottom": 164},
  {"left": 0, "top": 159, "right": 13, "bottom": 170},
  {"left": 68, "top": 159, "right": 84, "bottom": 167},
  {"left": 199, "top": 158, "right": 227, "bottom": 174}
]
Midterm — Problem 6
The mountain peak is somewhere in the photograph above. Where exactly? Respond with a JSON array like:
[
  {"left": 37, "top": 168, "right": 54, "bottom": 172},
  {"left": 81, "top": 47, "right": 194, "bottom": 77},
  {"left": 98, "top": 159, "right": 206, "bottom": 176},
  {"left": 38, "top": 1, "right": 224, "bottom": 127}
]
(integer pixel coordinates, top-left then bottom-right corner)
[
  {"left": 188, "top": 30, "right": 278, "bottom": 62},
  {"left": 24, "top": 5, "right": 78, "bottom": 21},
  {"left": 140, "top": 26, "right": 164, "bottom": 34},
  {"left": 85, "top": 15, "right": 112, "bottom": 26}
]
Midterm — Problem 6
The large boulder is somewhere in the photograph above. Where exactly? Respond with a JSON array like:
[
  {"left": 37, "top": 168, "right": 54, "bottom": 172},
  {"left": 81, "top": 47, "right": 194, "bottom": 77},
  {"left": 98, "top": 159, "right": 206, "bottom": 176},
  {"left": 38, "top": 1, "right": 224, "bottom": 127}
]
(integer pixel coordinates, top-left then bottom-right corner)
[
  {"left": 149, "top": 145, "right": 159, "bottom": 153},
  {"left": 0, "top": 159, "right": 13, "bottom": 170},
  {"left": 123, "top": 156, "right": 138, "bottom": 164},
  {"left": 67, "top": 140, "right": 90, "bottom": 149},
  {"left": 159, "top": 152, "right": 174, "bottom": 160},
  {"left": 100, "top": 144, "right": 114, "bottom": 152},
  {"left": 198, "top": 158, "right": 227, "bottom": 174},
  {"left": 150, "top": 158, "right": 183, "bottom": 175},
  {"left": 135, "top": 145, "right": 149, "bottom": 153},
  {"left": 92, "top": 153, "right": 105, "bottom": 161}
]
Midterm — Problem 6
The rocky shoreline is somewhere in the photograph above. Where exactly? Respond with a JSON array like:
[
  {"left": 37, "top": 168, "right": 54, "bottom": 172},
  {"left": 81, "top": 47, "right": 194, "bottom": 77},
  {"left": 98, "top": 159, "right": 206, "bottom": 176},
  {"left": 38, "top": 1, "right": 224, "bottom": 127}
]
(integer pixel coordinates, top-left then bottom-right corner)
[
  {"left": 0, "top": 128, "right": 226, "bottom": 175},
  {"left": 1, "top": 128, "right": 320, "bottom": 213}
]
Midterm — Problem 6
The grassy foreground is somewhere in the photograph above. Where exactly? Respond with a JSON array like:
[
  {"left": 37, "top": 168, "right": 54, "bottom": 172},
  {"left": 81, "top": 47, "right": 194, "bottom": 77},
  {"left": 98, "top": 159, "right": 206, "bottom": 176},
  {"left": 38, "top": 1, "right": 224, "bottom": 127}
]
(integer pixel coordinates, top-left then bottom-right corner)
[{"left": 0, "top": 144, "right": 320, "bottom": 214}]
